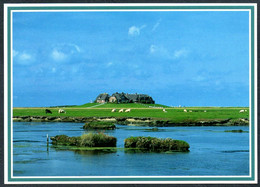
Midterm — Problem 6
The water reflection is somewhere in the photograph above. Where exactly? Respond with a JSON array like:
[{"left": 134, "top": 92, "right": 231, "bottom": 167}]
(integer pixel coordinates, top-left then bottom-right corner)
[
  {"left": 124, "top": 148, "right": 191, "bottom": 154},
  {"left": 74, "top": 149, "right": 117, "bottom": 155},
  {"left": 51, "top": 145, "right": 117, "bottom": 155},
  {"left": 221, "top": 150, "right": 249, "bottom": 153}
]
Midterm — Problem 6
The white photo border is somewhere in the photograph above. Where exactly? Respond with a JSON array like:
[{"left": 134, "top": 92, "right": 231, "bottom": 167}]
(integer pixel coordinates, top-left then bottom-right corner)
[{"left": 4, "top": 3, "right": 258, "bottom": 184}]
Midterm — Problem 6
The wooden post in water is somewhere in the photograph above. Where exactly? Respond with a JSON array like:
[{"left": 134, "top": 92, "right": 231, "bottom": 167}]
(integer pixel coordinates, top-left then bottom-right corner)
[
  {"left": 47, "top": 134, "right": 49, "bottom": 143},
  {"left": 47, "top": 134, "right": 49, "bottom": 152}
]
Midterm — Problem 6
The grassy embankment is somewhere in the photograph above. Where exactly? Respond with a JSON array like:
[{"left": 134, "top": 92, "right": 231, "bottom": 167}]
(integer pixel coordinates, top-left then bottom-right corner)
[{"left": 13, "top": 103, "right": 249, "bottom": 123}]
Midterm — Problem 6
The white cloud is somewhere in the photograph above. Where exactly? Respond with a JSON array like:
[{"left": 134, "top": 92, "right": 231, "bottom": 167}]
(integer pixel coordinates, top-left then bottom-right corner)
[
  {"left": 149, "top": 45, "right": 189, "bottom": 60},
  {"left": 149, "top": 44, "right": 168, "bottom": 56},
  {"left": 51, "top": 49, "right": 67, "bottom": 61},
  {"left": 72, "top": 44, "right": 81, "bottom": 53},
  {"left": 13, "top": 50, "right": 34, "bottom": 65},
  {"left": 128, "top": 25, "right": 146, "bottom": 36},
  {"left": 106, "top": 62, "right": 113, "bottom": 67},
  {"left": 19, "top": 53, "right": 32, "bottom": 61},
  {"left": 129, "top": 26, "right": 140, "bottom": 36},
  {"left": 173, "top": 49, "right": 188, "bottom": 59},
  {"left": 51, "top": 43, "right": 81, "bottom": 61},
  {"left": 152, "top": 19, "right": 162, "bottom": 31},
  {"left": 13, "top": 50, "right": 19, "bottom": 57}
]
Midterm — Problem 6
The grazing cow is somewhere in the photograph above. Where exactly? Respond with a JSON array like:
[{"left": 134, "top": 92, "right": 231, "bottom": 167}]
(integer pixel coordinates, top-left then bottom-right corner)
[
  {"left": 239, "top": 110, "right": 245, "bottom": 113},
  {"left": 58, "top": 109, "right": 66, "bottom": 114},
  {"left": 125, "top": 109, "right": 131, "bottom": 112},
  {"left": 163, "top": 109, "right": 167, "bottom": 113},
  {"left": 45, "top": 109, "right": 52, "bottom": 114},
  {"left": 119, "top": 109, "right": 124, "bottom": 113},
  {"left": 204, "top": 110, "right": 207, "bottom": 112},
  {"left": 184, "top": 109, "right": 187, "bottom": 112},
  {"left": 189, "top": 110, "right": 192, "bottom": 113},
  {"left": 111, "top": 109, "right": 116, "bottom": 112}
]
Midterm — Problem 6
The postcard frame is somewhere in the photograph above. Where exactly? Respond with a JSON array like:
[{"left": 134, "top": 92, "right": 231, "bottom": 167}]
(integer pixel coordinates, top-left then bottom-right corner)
[{"left": 3, "top": 3, "right": 258, "bottom": 184}]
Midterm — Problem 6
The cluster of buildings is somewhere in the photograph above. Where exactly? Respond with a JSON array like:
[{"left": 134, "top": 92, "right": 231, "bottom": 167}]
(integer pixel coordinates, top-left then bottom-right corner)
[{"left": 95, "top": 92, "right": 155, "bottom": 104}]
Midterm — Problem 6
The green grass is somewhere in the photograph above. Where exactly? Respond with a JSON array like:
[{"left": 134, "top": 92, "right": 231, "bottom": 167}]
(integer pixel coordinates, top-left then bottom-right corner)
[{"left": 13, "top": 104, "right": 249, "bottom": 123}]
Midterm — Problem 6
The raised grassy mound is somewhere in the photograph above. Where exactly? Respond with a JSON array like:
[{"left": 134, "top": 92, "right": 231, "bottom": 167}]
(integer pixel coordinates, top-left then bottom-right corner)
[
  {"left": 51, "top": 133, "right": 117, "bottom": 147},
  {"left": 124, "top": 136, "right": 190, "bottom": 152},
  {"left": 83, "top": 121, "right": 116, "bottom": 130}
]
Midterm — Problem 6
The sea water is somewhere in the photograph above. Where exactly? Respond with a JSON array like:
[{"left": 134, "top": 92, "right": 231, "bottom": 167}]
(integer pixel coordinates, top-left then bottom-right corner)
[{"left": 13, "top": 122, "right": 249, "bottom": 176}]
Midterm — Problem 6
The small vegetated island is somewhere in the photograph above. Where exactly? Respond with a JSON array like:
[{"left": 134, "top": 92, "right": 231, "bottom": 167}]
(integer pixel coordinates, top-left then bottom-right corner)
[
  {"left": 51, "top": 133, "right": 117, "bottom": 148},
  {"left": 124, "top": 136, "right": 190, "bottom": 152},
  {"left": 50, "top": 133, "right": 190, "bottom": 153},
  {"left": 13, "top": 92, "right": 249, "bottom": 126}
]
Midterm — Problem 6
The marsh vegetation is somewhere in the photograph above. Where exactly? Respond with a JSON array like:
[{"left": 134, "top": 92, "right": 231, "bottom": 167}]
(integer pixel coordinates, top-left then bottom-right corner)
[
  {"left": 51, "top": 133, "right": 117, "bottom": 147},
  {"left": 124, "top": 136, "right": 190, "bottom": 152}
]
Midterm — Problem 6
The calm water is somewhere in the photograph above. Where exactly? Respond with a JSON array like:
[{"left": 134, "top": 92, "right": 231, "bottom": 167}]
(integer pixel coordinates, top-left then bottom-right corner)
[{"left": 13, "top": 122, "right": 249, "bottom": 176}]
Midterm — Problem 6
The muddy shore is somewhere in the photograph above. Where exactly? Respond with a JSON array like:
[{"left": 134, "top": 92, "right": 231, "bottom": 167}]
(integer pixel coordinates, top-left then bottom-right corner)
[{"left": 13, "top": 116, "right": 249, "bottom": 126}]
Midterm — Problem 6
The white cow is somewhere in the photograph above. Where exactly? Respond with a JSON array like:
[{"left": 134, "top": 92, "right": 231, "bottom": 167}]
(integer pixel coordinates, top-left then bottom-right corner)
[
  {"left": 125, "top": 109, "right": 131, "bottom": 112},
  {"left": 163, "top": 109, "right": 167, "bottom": 113},
  {"left": 189, "top": 110, "right": 192, "bottom": 113},
  {"left": 184, "top": 109, "right": 187, "bottom": 112},
  {"left": 58, "top": 109, "right": 66, "bottom": 114},
  {"left": 239, "top": 110, "right": 245, "bottom": 113},
  {"left": 204, "top": 110, "right": 207, "bottom": 112},
  {"left": 119, "top": 109, "right": 124, "bottom": 113},
  {"left": 111, "top": 109, "right": 116, "bottom": 112}
]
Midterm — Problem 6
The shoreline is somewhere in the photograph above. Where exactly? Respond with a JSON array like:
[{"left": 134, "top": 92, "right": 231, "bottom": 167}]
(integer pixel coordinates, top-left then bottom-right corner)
[{"left": 13, "top": 116, "right": 249, "bottom": 126}]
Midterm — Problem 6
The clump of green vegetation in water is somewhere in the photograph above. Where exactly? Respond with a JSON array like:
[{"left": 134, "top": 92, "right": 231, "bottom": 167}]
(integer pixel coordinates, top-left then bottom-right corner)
[
  {"left": 124, "top": 136, "right": 190, "bottom": 152},
  {"left": 224, "top": 129, "right": 246, "bottom": 133},
  {"left": 83, "top": 121, "right": 116, "bottom": 130},
  {"left": 51, "top": 133, "right": 117, "bottom": 147},
  {"left": 80, "top": 133, "right": 116, "bottom": 147},
  {"left": 50, "top": 135, "right": 80, "bottom": 146}
]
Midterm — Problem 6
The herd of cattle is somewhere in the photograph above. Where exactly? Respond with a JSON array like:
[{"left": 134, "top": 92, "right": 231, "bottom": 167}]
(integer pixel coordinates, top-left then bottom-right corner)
[{"left": 45, "top": 108, "right": 248, "bottom": 114}]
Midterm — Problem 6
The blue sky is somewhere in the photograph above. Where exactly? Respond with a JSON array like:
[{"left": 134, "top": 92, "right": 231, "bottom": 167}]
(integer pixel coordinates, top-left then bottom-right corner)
[{"left": 13, "top": 10, "right": 249, "bottom": 107}]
